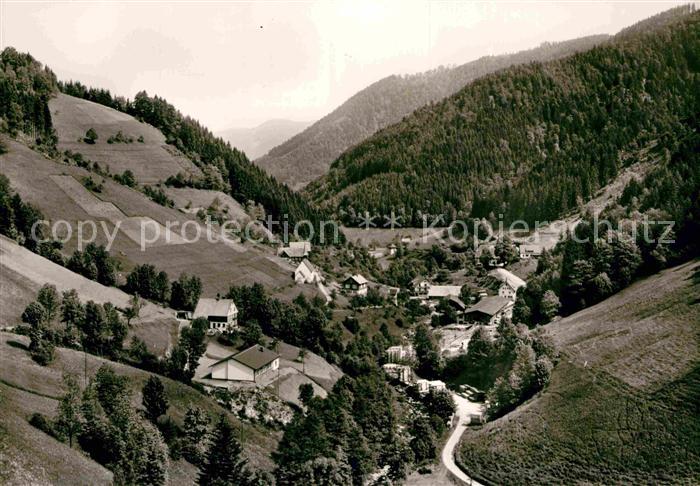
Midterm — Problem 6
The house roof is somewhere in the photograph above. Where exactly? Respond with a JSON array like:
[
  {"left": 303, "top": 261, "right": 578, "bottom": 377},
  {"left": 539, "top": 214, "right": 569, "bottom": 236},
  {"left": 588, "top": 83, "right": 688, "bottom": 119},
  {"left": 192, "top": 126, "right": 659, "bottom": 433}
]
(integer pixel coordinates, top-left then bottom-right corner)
[
  {"left": 296, "top": 258, "right": 320, "bottom": 277},
  {"left": 489, "top": 268, "right": 526, "bottom": 291},
  {"left": 212, "top": 345, "right": 278, "bottom": 371},
  {"left": 345, "top": 274, "right": 368, "bottom": 285},
  {"left": 410, "top": 276, "right": 429, "bottom": 286},
  {"left": 289, "top": 241, "right": 311, "bottom": 251},
  {"left": 447, "top": 295, "right": 466, "bottom": 310},
  {"left": 427, "top": 285, "right": 462, "bottom": 298},
  {"left": 465, "top": 296, "right": 511, "bottom": 316},
  {"left": 193, "top": 298, "right": 236, "bottom": 318}
]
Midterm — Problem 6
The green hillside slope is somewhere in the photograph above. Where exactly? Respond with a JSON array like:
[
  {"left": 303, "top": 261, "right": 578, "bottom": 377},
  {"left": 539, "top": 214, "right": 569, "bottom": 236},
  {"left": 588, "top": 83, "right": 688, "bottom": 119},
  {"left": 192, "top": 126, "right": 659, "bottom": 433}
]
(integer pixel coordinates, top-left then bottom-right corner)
[
  {"left": 0, "top": 136, "right": 305, "bottom": 300},
  {"left": 458, "top": 260, "right": 700, "bottom": 484},
  {"left": 0, "top": 331, "right": 280, "bottom": 484},
  {"left": 309, "top": 5, "right": 699, "bottom": 226},
  {"left": 50, "top": 93, "right": 201, "bottom": 185}
]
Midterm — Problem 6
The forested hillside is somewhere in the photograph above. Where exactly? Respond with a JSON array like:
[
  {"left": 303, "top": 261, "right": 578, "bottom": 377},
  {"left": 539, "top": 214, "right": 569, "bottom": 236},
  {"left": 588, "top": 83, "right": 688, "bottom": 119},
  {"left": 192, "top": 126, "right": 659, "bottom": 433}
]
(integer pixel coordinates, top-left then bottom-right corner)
[
  {"left": 256, "top": 35, "right": 609, "bottom": 189},
  {"left": 0, "top": 48, "right": 57, "bottom": 146},
  {"left": 309, "top": 5, "right": 699, "bottom": 227}
]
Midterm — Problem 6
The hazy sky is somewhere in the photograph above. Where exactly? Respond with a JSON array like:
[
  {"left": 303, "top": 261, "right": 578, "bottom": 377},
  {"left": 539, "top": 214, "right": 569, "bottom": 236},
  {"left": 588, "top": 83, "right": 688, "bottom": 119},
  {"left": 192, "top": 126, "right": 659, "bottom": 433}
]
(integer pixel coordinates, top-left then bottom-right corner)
[{"left": 1, "top": 1, "right": 686, "bottom": 130}]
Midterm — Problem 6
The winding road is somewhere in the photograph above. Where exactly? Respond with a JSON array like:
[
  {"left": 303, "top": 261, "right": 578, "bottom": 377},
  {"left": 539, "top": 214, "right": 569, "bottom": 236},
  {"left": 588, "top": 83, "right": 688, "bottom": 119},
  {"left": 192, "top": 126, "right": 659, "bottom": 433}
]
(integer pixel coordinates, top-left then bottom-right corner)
[{"left": 441, "top": 392, "right": 485, "bottom": 486}]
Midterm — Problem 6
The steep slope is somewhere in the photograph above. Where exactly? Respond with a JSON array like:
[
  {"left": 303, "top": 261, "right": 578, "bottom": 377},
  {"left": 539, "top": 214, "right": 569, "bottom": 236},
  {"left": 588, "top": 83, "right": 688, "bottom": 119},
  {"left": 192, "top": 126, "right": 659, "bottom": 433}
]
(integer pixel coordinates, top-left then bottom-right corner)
[
  {"left": 457, "top": 260, "right": 700, "bottom": 484},
  {"left": 256, "top": 35, "right": 608, "bottom": 190},
  {"left": 308, "top": 5, "right": 699, "bottom": 226},
  {"left": 0, "top": 135, "right": 303, "bottom": 300},
  {"left": 0, "top": 235, "right": 178, "bottom": 354},
  {"left": 0, "top": 331, "right": 280, "bottom": 483},
  {"left": 50, "top": 93, "right": 201, "bottom": 185},
  {"left": 217, "top": 119, "right": 311, "bottom": 160},
  {"left": 57, "top": 81, "right": 331, "bottom": 240}
]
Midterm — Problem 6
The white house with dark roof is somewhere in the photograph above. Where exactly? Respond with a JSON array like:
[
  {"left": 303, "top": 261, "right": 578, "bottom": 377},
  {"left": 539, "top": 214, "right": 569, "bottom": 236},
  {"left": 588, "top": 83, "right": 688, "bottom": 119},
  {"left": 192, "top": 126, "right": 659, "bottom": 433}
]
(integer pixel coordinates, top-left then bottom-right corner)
[
  {"left": 342, "top": 274, "right": 368, "bottom": 296},
  {"left": 490, "top": 268, "right": 526, "bottom": 301},
  {"left": 411, "top": 277, "right": 431, "bottom": 296},
  {"left": 193, "top": 298, "right": 238, "bottom": 332},
  {"left": 294, "top": 258, "right": 323, "bottom": 284},
  {"left": 210, "top": 345, "right": 279, "bottom": 382}
]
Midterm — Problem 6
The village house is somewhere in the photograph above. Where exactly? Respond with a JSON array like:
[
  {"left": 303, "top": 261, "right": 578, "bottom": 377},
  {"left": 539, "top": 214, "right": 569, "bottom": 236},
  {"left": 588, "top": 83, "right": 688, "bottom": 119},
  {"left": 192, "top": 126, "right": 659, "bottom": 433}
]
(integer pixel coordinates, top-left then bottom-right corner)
[
  {"left": 411, "top": 277, "right": 431, "bottom": 296},
  {"left": 278, "top": 241, "right": 312, "bottom": 263},
  {"left": 519, "top": 244, "right": 543, "bottom": 259},
  {"left": 388, "top": 243, "right": 398, "bottom": 256},
  {"left": 463, "top": 295, "right": 513, "bottom": 326},
  {"left": 382, "top": 363, "right": 413, "bottom": 384},
  {"left": 193, "top": 298, "right": 238, "bottom": 333},
  {"left": 491, "top": 268, "right": 527, "bottom": 301},
  {"left": 294, "top": 258, "right": 323, "bottom": 284},
  {"left": 386, "top": 344, "right": 415, "bottom": 363},
  {"left": 210, "top": 344, "right": 279, "bottom": 382},
  {"left": 342, "top": 274, "right": 368, "bottom": 296}
]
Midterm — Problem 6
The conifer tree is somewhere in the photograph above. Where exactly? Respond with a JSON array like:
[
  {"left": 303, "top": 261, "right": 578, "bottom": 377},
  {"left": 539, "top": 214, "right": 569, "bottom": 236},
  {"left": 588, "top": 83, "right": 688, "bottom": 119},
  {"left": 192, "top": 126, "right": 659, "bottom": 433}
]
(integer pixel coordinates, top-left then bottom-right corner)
[{"left": 198, "top": 415, "right": 250, "bottom": 486}]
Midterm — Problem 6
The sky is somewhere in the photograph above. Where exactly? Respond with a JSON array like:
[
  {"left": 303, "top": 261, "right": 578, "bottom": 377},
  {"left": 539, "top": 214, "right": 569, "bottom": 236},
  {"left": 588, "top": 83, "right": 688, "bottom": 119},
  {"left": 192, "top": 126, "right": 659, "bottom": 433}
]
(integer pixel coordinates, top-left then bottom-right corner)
[{"left": 0, "top": 1, "right": 687, "bottom": 131}]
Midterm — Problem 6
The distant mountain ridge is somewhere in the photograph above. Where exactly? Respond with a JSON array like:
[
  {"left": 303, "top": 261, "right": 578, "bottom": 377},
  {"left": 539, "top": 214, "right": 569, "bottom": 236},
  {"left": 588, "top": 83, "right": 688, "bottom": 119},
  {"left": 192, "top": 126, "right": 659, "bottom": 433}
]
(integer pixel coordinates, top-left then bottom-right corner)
[
  {"left": 307, "top": 5, "right": 699, "bottom": 227},
  {"left": 256, "top": 34, "right": 610, "bottom": 190},
  {"left": 217, "top": 119, "right": 311, "bottom": 160}
]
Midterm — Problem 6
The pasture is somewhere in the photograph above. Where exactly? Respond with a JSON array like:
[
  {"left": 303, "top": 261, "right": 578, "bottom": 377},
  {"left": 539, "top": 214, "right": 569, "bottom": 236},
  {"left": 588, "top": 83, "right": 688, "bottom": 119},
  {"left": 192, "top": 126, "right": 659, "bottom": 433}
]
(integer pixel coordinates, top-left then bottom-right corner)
[{"left": 50, "top": 94, "right": 201, "bottom": 184}]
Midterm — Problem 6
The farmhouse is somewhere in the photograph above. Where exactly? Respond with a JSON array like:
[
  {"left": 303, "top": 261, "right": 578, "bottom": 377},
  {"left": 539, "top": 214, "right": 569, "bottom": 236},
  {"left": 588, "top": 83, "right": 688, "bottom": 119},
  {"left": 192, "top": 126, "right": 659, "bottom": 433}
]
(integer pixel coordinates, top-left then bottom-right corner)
[
  {"left": 342, "top": 274, "right": 368, "bottom": 296},
  {"left": 210, "top": 345, "right": 280, "bottom": 382},
  {"left": 519, "top": 244, "right": 543, "bottom": 259},
  {"left": 427, "top": 285, "right": 462, "bottom": 300},
  {"left": 491, "top": 268, "right": 526, "bottom": 301},
  {"left": 411, "top": 277, "right": 431, "bottom": 296},
  {"left": 278, "top": 241, "right": 312, "bottom": 263},
  {"left": 294, "top": 258, "right": 323, "bottom": 284},
  {"left": 193, "top": 298, "right": 238, "bottom": 332},
  {"left": 464, "top": 296, "right": 513, "bottom": 326}
]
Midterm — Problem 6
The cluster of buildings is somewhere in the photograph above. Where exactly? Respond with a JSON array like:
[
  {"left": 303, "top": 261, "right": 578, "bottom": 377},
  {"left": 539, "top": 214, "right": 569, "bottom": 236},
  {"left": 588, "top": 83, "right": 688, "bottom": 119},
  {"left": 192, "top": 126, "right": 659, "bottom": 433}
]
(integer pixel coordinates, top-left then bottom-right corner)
[
  {"left": 410, "top": 268, "right": 526, "bottom": 327},
  {"left": 381, "top": 344, "right": 447, "bottom": 395}
]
